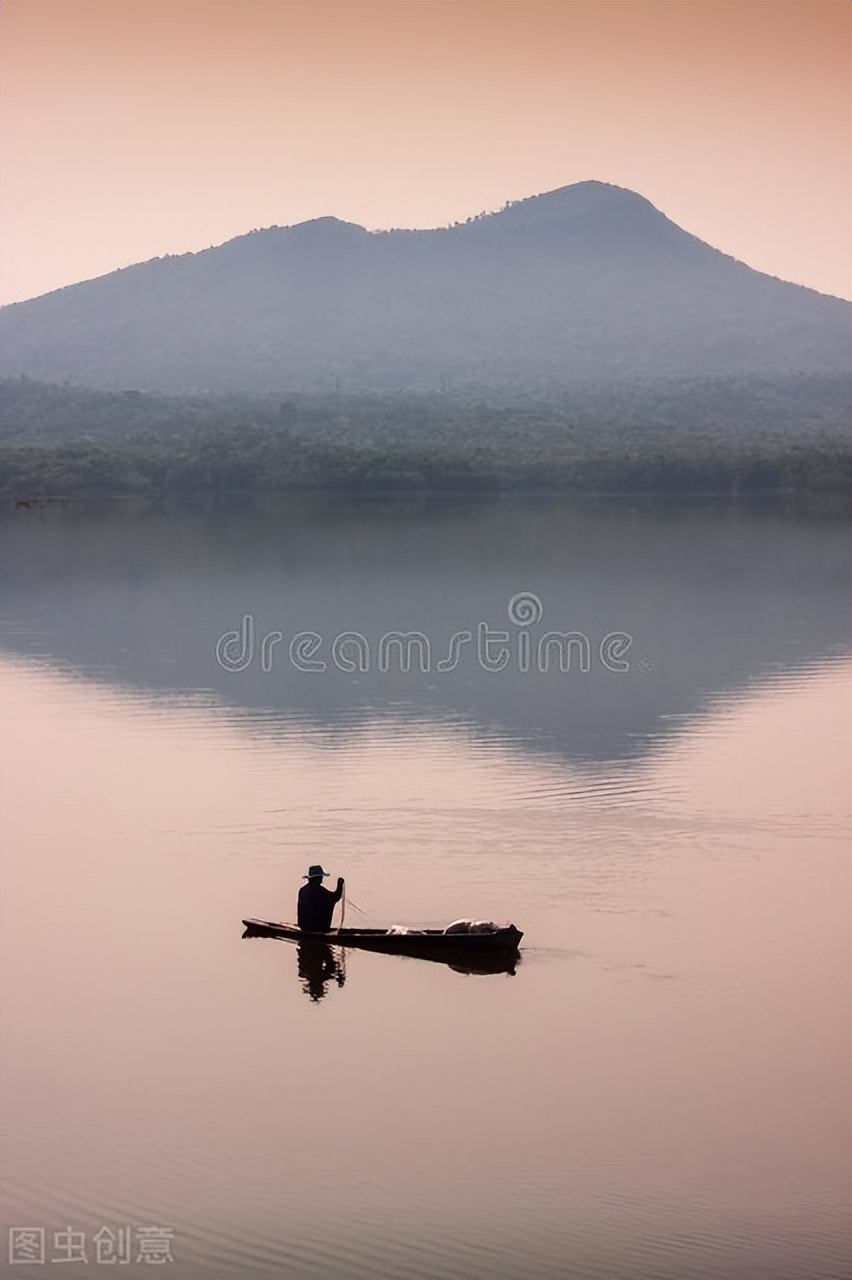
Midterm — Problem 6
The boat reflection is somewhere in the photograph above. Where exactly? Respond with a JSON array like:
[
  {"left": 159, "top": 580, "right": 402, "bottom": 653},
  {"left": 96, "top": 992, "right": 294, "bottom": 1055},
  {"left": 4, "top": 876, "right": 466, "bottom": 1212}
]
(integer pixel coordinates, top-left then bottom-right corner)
[
  {"left": 297, "top": 939, "right": 347, "bottom": 1003},
  {"left": 243, "top": 927, "right": 520, "bottom": 1000}
]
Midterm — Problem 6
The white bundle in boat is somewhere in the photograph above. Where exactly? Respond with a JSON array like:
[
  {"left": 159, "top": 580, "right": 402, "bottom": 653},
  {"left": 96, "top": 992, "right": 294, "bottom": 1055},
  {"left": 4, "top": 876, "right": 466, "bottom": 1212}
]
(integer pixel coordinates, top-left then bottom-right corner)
[
  {"left": 443, "top": 919, "right": 499, "bottom": 935},
  {"left": 386, "top": 925, "right": 426, "bottom": 935}
]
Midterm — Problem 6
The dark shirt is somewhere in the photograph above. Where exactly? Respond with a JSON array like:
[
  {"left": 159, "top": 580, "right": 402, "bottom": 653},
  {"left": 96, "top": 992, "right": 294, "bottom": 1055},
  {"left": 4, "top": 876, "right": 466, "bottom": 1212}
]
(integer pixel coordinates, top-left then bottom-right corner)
[{"left": 297, "top": 878, "right": 343, "bottom": 932}]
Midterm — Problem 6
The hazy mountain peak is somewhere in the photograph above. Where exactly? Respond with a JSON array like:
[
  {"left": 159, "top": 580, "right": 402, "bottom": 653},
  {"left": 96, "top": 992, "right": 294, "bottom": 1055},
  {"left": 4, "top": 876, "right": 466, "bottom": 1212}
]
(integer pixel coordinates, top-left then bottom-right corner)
[
  {"left": 0, "top": 179, "right": 848, "bottom": 395},
  {"left": 495, "top": 179, "right": 656, "bottom": 224},
  {"left": 285, "top": 215, "right": 368, "bottom": 236}
]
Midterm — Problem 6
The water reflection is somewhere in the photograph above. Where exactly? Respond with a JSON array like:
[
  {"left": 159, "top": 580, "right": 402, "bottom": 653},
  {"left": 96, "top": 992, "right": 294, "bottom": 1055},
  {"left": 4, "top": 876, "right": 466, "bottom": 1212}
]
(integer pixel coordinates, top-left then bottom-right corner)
[
  {"left": 0, "top": 496, "right": 848, "bottom": 766},
  {"left": 2, "top": 653, "right": 848, "bottom": 1280},
  {"left": 246, "top": 931, "right": 521, "bottom": 997},
  {"left": 296, "top": 939, "right": 347, "bottom": 1003}
]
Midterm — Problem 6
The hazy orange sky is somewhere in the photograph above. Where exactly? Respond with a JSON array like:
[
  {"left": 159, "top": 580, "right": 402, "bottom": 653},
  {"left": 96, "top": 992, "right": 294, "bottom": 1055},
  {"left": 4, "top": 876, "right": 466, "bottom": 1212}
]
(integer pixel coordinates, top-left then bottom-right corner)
[{"left": 1, "top": 0, "right": 849, "bottom": 304}]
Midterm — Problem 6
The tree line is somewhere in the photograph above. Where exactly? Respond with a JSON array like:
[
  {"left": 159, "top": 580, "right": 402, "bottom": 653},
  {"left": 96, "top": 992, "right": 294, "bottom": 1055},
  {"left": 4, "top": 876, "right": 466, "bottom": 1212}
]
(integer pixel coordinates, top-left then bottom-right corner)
[{"left": 1, "top": 376, "right": 849, "bottom": 503}]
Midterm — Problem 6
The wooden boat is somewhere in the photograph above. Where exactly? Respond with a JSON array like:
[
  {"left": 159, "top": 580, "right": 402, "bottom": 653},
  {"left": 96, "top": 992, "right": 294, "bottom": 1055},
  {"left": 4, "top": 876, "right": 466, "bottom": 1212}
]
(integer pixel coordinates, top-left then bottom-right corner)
[{"left": 241, "top": 919, "right": 523, "bottom": 966}]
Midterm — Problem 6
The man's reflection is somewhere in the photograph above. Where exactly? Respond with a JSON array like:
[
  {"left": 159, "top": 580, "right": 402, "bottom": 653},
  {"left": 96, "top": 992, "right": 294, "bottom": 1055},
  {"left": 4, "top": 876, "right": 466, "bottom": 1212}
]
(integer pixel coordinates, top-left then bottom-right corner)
[{"left": 297, "top": 939, "right": 346, "bottom": 1003}]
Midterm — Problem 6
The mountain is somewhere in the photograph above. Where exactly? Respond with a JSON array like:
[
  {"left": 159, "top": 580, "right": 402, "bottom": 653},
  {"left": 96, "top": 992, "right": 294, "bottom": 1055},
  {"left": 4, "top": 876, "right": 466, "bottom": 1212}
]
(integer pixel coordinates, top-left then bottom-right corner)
[{"left": 0, "top": 181, "right": 849, "bottom": 396}]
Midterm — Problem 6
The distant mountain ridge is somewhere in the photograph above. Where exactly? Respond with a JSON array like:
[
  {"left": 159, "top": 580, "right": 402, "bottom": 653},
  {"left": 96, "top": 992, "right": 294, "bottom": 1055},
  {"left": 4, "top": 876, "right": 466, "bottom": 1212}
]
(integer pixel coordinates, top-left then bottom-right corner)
[{"left": 1, "top": 181, "right": 849, "bottom": 396}]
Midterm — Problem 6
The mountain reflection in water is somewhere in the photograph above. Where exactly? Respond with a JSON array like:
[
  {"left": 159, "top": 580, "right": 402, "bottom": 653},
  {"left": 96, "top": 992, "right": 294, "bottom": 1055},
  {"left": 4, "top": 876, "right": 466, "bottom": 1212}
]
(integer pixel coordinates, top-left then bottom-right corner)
[{"left": 0, "top": 495, "right": 848, "bottom": 767}]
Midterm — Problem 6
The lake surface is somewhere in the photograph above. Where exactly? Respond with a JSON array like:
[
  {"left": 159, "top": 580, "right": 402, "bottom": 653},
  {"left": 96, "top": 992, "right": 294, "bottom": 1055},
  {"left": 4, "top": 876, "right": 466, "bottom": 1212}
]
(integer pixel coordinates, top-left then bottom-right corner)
[{"left": 1, "top": 495, "right": 849, "bottom": 1279}]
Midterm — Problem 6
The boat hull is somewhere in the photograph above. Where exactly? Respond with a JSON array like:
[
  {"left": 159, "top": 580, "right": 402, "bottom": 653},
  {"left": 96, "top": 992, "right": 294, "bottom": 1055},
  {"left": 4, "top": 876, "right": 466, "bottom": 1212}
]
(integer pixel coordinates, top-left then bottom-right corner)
[{"left": 241, "top": 919, "right": 523, "bottom": 968}]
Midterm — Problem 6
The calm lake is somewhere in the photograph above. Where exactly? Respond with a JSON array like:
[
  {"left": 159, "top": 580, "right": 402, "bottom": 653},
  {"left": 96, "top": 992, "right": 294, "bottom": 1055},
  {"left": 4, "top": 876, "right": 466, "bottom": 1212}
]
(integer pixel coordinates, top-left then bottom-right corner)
[{"left": 1, "top": 495, "right": 849, "bottom": 1280}]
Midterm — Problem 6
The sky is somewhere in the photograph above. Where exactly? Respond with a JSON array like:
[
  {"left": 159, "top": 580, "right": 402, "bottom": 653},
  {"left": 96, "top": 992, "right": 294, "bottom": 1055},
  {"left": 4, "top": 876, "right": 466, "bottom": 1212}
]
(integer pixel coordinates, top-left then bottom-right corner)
[{"left": 1, "top": 0, "right": 849, "bottom": 305}]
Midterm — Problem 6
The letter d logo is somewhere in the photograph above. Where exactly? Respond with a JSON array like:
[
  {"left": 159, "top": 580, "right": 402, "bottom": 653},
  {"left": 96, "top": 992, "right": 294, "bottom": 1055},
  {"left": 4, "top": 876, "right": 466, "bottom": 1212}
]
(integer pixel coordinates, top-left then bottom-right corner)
[{"left": 216, "top": 614, "right": 255, "bottom": 672}]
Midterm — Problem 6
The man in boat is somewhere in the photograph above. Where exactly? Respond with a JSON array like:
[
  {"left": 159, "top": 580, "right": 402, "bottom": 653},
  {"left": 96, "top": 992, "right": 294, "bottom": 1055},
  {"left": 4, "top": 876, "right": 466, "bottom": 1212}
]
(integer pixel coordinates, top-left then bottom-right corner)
[{"left": 297, "top": 865, "right": 344, "bottom": 933}]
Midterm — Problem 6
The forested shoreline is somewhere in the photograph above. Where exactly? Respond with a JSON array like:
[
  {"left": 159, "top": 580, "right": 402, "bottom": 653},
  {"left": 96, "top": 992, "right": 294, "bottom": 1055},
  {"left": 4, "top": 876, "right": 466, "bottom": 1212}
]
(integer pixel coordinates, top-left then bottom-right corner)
[{"left": 1, "top": 376, "right": 849, "bottom": 502}]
